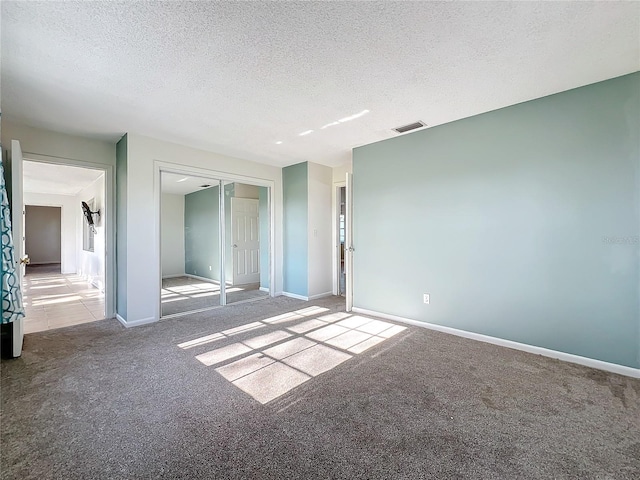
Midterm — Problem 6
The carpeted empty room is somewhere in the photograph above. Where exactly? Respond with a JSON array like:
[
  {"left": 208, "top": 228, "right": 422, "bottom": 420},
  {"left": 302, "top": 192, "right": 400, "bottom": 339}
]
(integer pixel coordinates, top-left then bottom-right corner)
[{"left": 1, "top": 296, "right": 638, "bottom": 479}]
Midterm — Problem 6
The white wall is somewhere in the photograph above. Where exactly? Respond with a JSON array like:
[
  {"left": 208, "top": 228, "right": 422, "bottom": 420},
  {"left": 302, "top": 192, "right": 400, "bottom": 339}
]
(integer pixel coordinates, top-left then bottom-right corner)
[
  {"left": 332, "top": 160, "right": 352, "bottom": 184},
  {"left": 3, "top": 120, "right": 116, "bottom": 319},
  {"left": 23, "top": 192, "right": 78, "bottom": 274},
  {"left": 2, "top": 120, "right": 115, "bottom": 165},
  {"left": 307, "top": 162, "right": 333, "bottom": 298},
  {"left": 161, "top": 193, "right": 185, "bottom": 277},
  {"left": 123, "top": 133, "right": 283, "bottom": 324},
  {"left": 77, "top": 175, "right": 106, "bottom": 291}
]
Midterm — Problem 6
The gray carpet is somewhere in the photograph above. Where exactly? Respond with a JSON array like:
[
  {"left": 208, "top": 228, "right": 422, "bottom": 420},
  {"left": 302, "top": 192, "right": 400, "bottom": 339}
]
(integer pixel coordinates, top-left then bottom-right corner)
[{"left": 1, "top": 296, "right": 639, "bottom": 479}]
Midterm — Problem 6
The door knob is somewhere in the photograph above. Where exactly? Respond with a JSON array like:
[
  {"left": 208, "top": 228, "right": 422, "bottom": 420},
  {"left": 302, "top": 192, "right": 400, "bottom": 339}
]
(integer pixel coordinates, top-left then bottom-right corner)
[
  {"left": 232, "top": 244, "right": 238, "bottom": 248},
  {"left": 20, "top": 256, "right": 30, "bottom": 265}
]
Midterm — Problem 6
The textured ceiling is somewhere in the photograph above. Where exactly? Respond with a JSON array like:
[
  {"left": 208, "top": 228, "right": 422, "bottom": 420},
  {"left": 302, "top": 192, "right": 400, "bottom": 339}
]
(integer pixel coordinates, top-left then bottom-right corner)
[
  {"left": 23, "top": 161, "right": 104, "bottom": 196},
  {"left": 2, "top": 1, "right": 639, "bottom": 168}
]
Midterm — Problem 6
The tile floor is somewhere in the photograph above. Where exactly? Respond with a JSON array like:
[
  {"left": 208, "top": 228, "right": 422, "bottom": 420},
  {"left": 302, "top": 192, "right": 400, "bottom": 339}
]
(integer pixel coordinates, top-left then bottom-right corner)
[{"left": 22, "top": 271, "right": 105, "bottom": 334}]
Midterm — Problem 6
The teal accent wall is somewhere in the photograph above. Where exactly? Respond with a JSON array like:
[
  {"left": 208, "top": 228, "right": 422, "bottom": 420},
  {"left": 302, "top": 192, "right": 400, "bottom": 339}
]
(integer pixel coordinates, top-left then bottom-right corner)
[
  {"left": 115, "top": 134, "right": 127, "bottom": 319},
  {"left": 283, "top": 162, "right": 308, "bottom": 296},
  {"left": 259, "top": 186, "right": 269, "bottom": 289},
  {"left": 353, "top": 73, "right": 640, "bottom": 368},
  {"left": 184, "top": 186, "right": 220, "bottom": 282}
]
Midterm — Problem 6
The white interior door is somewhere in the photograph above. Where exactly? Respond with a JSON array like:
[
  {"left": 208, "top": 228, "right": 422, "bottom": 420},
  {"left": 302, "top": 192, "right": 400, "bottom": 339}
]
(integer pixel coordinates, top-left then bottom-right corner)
[
  {"left": 11, "top": 140, "right": 25, "bottom": 356},
  {"left": 345, "top": 172, "right": 353, "bottom": 312},
  {"left": 231, "top": 197, "right": 260, "bottom": 285}
]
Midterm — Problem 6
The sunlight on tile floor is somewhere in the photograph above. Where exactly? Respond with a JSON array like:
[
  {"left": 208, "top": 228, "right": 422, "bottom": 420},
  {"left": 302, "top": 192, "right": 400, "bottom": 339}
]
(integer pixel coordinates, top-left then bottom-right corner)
[
  {"left": 23, "top": 272, "right": 104, "bottom": 334},
  {"left": 179, "top": 307, "right": 406, "bottom": 404}
]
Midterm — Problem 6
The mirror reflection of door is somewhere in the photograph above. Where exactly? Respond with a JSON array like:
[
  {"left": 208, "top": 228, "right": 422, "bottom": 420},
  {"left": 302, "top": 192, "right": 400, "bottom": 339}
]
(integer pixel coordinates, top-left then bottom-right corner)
[{"left": 225, "top": 183, "right": 269, "bottom": 305}]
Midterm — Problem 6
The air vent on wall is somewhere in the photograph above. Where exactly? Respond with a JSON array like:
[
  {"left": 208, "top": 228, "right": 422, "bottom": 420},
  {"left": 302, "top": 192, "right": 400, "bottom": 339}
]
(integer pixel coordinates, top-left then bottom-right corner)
[{"left": 393, "top": 121, "right": 426, "bottom": 134}]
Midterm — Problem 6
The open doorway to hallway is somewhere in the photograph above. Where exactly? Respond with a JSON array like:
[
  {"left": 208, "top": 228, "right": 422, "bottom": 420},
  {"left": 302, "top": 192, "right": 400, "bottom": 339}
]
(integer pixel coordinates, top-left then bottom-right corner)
[{"left": 21, "top": 161, "right": 106, "bottom": 333}]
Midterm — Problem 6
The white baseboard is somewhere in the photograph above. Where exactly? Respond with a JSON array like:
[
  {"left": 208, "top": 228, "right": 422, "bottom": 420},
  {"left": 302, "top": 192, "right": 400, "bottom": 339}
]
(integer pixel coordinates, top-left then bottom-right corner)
[
  {"left": 162, "top": 274, "right": 186, "bottom": 279},
  {"left": 282, "top": 292, "right": 309, "bottom": 301},
  {"left": 352, "top": 307, "right": 640, "bottom": 379},
  {"left": 260, "top": 287, "right": 270, "bottom": 293},
  {"left": 116, "top": 314, "right": 157, "bottom": 328},
  {"left": 308, "top": 291, "right": 333, "bottom": 300}
]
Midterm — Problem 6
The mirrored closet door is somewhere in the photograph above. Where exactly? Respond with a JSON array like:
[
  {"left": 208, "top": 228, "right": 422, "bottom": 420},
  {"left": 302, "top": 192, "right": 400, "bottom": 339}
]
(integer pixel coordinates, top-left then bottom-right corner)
[
  {"left": 160, "top": 172, "right": 224, "bottom": 317},
  {"left": 224, "top": 182, "right": 270, "bottom": 304},
  {"left": 160, "top": 173, "right": 271, "bottom": 317}
]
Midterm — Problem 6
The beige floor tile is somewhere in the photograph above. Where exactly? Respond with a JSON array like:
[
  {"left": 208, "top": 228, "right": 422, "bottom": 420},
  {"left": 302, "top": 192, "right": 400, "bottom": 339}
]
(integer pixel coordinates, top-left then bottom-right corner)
[
  {"left": 24, "top": 319, "right": 49, "bottom": 334},
  {"left": 22, "top": 271, "right": 103, "bottom": 333},
  {"left": 46, "top": 310, "right": 93, "bottom": 321},
  {"left": 48, "top": 315, "right": 94, "bottom": 329}
]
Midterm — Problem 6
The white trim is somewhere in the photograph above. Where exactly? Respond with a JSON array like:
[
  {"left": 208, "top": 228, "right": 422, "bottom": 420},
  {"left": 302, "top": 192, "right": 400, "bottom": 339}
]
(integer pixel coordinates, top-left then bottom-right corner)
[
  {"left": 308, "top": 291, "right": 333, "bottom": 300},
  {"left": 12, "top": 318, "right": 24, "bottom": 357},
  {"left": 260, "top": 287, "right": 270, "bottom": 292},
  {"left": 352, "top": 307, "right": 640, "bottom": 379},
  {"left": 282, "top": 292, "right": 309, "bottom": 301},
  {"left": 161, "top": 274, "right": 186, "bottom": 279},
  {"left": 219, "top": 180, "right": 226, "bottom": 306},
  {"left": 116, "top": 314, "right": 157, "bottom": 328}
]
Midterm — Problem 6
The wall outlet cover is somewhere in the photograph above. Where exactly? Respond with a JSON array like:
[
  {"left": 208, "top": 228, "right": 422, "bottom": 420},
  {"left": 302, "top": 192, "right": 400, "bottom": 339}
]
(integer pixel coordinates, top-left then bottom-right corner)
[{"left": 423, "top": 293, "right": 430, "bottom": 304}]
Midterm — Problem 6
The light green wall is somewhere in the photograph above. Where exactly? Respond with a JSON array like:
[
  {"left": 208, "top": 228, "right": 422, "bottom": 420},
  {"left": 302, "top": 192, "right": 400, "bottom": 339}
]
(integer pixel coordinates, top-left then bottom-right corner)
[
  {"left": 115, "top": 134, "right": 127, "bottom": 319},
  {"left": 283, "top": 162, "right": 308, "bottom": 296},
  {"left": 353, "top": 72, "right": 640, "bottom": 368},
  {"left": 184, "top": 186, "right": 220, "bottom": 281}
]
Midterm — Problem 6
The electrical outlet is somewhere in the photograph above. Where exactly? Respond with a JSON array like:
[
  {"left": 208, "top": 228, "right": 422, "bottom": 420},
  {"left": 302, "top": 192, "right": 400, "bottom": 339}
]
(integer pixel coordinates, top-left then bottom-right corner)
[{"left": 423, "top": 293, "right": 430, "bottom": 304}]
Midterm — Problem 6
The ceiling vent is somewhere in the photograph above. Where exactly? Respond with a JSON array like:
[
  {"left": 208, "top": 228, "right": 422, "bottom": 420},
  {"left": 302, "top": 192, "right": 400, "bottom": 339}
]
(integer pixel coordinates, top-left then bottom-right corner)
[{"left": 393, "top": 121, "right": 426, "bottom": 134}]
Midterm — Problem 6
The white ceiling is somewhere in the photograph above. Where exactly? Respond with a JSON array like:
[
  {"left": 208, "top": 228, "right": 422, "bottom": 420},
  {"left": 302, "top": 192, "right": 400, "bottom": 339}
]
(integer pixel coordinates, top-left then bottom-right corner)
[
  {"left": 2, "top": 1, "right": 638, "bottom": 168},
  {"left": 23, "top": 161, "right": 104, "bottom": 196},
  {"left": 161, "top": 172, "right": 219, "bottom": 196}
]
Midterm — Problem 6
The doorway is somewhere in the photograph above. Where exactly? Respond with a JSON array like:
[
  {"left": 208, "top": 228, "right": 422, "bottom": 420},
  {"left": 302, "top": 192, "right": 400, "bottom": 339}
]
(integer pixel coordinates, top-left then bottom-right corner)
[
  {"left": 159, "top": 170, "right": 271, "bottom": 318},
  {"left": 25, "top": 205, "right": 61, "bottom": 274},
  {"left": 337, "top": 186, "right": 346, "bottom": 296},
  {"left": 19, "top": 159, "right": 108, "bottom": 333},
  {"left": 333, "top": 174, "right": 353, "bottom": 311}
]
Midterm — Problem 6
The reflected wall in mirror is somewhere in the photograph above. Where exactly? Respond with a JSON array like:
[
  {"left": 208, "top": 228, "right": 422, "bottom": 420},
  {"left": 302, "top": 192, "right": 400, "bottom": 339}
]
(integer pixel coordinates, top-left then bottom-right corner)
[{"left": 160, "top": 172, "right": 223, "bottom": 317}]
